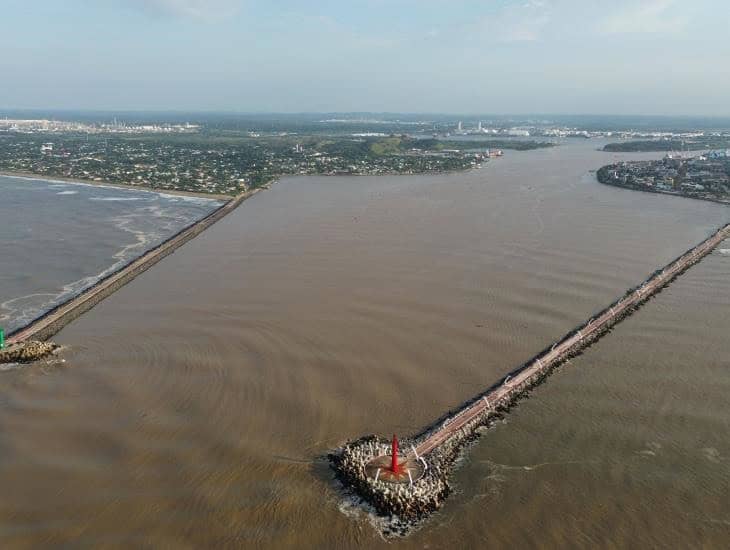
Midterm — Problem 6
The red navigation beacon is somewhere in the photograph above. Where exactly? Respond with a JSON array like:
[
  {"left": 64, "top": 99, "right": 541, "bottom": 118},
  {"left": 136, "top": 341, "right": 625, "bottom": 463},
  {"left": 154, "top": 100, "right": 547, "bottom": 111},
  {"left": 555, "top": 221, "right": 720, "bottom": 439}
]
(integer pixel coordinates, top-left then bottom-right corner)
[
  {"left": 391, "top": 434, "right": 401, "bottom": 474},
  {"left": 364, "top": 432, "right": 425, "bottom": 484}
]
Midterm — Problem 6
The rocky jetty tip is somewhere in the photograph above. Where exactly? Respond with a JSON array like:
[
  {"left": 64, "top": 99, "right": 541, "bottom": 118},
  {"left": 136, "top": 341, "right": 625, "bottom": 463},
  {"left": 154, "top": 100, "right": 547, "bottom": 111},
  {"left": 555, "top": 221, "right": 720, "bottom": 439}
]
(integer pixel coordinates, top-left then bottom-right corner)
[{"left": 0, "top": 341, "right": 59, "bottom": 364}]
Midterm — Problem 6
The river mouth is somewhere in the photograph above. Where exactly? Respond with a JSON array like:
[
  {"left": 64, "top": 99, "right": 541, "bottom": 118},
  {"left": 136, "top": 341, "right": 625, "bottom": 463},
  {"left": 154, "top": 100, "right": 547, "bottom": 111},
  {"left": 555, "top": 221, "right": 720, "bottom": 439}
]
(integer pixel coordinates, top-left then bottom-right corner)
[{"left": 0, "top": 140, "right": 728, "bottom": 547}]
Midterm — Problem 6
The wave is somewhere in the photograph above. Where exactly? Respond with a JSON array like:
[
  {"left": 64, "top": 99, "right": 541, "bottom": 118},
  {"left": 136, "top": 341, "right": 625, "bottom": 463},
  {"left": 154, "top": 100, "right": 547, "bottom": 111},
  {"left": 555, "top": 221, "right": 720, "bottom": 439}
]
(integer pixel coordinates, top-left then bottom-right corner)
[
  {"left": 0, "top": 362, "right": 21, "bottom": 372},
  {"left": 3, "top": 174, "right": 220, "bottom": 204},
  {"left": 0, "top": 293, "right": 59, "bottom": 332},
  {"left": 157, "top": 192, "right": 224, "bottom": 206},
  {"left": 0, "top": 198, "right": 218, "bottom": 334},
  {"left": 89, "top": 196, "right": 146, "bottom": 202}
]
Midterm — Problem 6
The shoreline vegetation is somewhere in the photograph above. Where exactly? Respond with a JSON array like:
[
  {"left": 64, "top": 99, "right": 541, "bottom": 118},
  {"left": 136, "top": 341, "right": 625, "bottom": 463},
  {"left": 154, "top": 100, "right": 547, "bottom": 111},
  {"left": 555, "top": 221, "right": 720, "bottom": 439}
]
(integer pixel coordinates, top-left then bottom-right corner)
[{"left": 0, "top": 132, "right": 554, "bottom": 196}]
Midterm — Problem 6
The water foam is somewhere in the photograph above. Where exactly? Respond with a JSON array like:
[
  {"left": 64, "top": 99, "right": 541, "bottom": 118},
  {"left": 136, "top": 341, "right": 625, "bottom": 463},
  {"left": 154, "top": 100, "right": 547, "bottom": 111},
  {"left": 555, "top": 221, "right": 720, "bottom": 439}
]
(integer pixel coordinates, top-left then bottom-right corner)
[
  {"left": 1, "top": 192, "right": 217, "bottom": 334},
  {"left": 89, "top": 196, "right": 145, "bottom": 202}
]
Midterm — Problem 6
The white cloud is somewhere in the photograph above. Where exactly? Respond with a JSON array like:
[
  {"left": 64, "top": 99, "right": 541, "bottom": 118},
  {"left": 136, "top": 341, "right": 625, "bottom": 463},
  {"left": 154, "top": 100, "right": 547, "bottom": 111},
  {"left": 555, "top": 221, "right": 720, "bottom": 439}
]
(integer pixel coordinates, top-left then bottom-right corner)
[
  {"left": 600, "top": 0, "right": 688, "bottom": 34},
  {"left": 473, "top": 0, "right": 552, "bottom": 43},
  {"left": 126, "top": 0, "right": 242, "bottom": 20}
]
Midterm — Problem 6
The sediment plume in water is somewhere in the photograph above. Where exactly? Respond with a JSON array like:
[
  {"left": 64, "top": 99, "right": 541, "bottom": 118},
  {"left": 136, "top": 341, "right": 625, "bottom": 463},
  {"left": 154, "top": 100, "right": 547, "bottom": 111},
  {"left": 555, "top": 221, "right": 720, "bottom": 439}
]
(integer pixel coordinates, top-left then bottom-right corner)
[
  {"left": 4, "top": 189, "right": 261, "bottom": 346},
  {"left": 330, "top": 222, "right": 730, "bottom": 533}
]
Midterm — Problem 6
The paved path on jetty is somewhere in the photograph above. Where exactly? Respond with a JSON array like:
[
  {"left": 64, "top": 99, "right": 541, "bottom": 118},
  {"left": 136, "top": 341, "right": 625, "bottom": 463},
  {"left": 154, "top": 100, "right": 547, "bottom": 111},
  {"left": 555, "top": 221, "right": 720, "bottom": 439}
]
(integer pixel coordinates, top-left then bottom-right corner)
[
  {"left": 7, "top": 189, "right": 260, "bottom": 345},
  {"left": 414, "top": 223, "right": 730, "bottom": 458}
]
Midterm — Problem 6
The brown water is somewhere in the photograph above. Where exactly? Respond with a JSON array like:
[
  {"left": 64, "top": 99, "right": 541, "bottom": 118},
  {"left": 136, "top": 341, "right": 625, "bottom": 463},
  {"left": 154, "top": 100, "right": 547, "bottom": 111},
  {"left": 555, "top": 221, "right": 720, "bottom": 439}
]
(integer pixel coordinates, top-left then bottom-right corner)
[{"left": 1, "top": 140, "right": 728, "bottom": 548}]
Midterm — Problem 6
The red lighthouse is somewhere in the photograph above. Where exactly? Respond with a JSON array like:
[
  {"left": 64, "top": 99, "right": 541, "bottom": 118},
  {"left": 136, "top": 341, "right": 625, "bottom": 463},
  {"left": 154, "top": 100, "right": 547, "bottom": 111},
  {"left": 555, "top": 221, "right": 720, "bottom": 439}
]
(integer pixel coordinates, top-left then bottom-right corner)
[{"left": 391, "top": 434, "right": 401, "bottom": 474}]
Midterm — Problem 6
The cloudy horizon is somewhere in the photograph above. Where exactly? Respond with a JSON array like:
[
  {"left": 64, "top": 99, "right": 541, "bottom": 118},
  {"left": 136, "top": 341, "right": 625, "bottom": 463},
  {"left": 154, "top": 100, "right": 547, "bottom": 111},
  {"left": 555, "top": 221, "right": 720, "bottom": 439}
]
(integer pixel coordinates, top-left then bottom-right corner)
[{"left": 2, "top": 0, "right": 729, "bottom": 115}]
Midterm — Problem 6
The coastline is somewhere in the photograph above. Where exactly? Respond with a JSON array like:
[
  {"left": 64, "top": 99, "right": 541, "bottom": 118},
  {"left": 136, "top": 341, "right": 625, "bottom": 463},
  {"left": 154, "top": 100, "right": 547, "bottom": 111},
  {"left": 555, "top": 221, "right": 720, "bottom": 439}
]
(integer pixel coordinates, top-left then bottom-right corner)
[
  {"left": 595, "top": 166, "right": 730, "bottom": 207},
  {"left": 2, "top": 165, "right": 481, "bottom": 345},
  {"left": 305, "top": 159, "right": 491, "bottom": 178},
  {"left": 5, "top": 185, "right": 266, "bottom": 345},
  {"left": 0, "top": 169, "right": 233, "bottom": 200}
]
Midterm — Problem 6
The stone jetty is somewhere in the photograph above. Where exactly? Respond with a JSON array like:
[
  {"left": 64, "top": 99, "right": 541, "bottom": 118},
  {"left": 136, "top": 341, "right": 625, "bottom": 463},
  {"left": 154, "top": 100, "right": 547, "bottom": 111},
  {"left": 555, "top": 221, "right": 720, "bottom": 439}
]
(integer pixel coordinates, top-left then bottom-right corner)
[
  {"left": 0, "top": 341, "right": 59, "bottom": 364},
  {"left": 2, "top": 189, "right": 262, "bottom": 369},
  {"left": 5, "top": 188, "right": 261, "bottom": 346},
  {"left": 331, "top": 222, "right": 730, "bottom": 530}
]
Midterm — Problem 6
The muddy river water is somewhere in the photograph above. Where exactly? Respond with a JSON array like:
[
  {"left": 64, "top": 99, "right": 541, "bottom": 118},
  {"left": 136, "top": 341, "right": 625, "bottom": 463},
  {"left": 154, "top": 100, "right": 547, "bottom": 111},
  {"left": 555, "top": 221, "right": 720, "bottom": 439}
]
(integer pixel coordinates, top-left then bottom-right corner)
[{"left": 1, "top": 140, "right": 728, "bottom": 547}]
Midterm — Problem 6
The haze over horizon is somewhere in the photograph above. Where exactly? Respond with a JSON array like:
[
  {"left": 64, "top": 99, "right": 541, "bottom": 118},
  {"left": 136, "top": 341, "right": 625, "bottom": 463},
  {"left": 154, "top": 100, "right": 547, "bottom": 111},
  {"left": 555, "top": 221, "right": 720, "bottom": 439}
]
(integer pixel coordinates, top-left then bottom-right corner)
[{"left": 2, "top": 0, "right": 730, "bottom": 116}]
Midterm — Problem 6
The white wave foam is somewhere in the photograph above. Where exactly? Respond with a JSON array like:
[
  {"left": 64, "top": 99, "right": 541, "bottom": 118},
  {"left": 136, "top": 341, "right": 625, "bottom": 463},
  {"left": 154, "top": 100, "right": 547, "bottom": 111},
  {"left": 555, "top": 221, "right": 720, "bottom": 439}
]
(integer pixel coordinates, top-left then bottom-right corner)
[
  {"left": 157, "top": 192, "right": 223, "bottom": 206},
  {"left": 0, "top": 209, "right": 158, "bottom": 333},
  {"left": 57, "top": 190, "right": 78, "bottom": 195},
  {"left": 481, "top": 458, "right": 597, "bottom": 473},
  {"left": 701, "top": 447, "right": 723, "bottom": 463},
  {"left": 1, "top": 292, "right": 59, "bottom": 331},
  {"left": 89, "top": 197, "right": 145, "bottom": 202},
  {"left": 4, "top": 174, "right": 222, "bottom": 205},
  {"left": 0, "top": 362, "right": 21, "bottom": 372},
  {"left": 1, "top": 191, "right": 218, "bottom": 333},
  {"left": 2, "top": 174, "right": 102, "bottom": 188},
  {"left": 337, "top": 493, "right": 409, "bottom": 539}
]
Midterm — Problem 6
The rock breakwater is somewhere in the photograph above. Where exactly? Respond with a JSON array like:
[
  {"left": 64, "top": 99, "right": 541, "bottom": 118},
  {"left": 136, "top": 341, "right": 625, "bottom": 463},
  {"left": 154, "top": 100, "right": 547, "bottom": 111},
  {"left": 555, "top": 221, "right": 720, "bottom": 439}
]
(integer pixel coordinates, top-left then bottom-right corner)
[
  {"left": 330, "top": 436, "right": 448, "bottom": 524},
  {"left": 6, "top": 188, "right": 261, "bottom": 346},
  {"left": 331, "top": 222, "right": 730, "bottom": 532},
  {"left": 0, "top": 341, "right": 59, "bottom": 364}
]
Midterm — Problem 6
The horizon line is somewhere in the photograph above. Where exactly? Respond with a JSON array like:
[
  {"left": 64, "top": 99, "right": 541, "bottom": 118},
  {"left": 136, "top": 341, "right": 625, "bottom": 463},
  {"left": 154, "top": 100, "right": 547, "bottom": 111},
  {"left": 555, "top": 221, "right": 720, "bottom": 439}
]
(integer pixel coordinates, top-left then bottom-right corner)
[{"left": 2, "top": 109, "right": 730, "bottom": 120}]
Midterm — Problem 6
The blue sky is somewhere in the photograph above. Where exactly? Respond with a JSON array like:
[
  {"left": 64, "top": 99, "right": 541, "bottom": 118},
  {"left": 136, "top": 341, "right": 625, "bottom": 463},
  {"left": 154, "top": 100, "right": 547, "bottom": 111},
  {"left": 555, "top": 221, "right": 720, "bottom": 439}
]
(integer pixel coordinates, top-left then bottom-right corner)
[{"left": 2, "top": 0, "right": 729, "bottom": 114}]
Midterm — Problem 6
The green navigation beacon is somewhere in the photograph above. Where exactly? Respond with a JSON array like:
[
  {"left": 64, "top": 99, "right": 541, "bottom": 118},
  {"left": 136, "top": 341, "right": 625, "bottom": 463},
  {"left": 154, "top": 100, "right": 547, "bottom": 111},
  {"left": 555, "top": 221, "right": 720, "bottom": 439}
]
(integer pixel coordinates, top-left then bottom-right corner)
[{"left": 0, "top": 328, "right": 4, "bottom": 349}]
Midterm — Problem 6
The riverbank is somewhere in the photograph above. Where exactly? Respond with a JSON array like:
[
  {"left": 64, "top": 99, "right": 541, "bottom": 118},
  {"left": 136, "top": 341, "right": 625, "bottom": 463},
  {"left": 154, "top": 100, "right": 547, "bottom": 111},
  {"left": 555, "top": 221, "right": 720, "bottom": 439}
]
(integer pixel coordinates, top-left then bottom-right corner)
[
  {"left": 596, "top": 164, "right": 730, "bottom": 207},
  {"left": 0, "top": 169, "right": 234, "bottom": 200},
  {"left": 5, "top": 186, "right": 263, "bottom": 345}
]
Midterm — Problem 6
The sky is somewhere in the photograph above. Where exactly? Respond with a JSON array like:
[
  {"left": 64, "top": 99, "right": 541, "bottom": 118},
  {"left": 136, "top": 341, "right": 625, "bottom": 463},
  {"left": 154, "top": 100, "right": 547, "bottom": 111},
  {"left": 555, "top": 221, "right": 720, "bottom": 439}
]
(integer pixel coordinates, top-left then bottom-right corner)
[{"left": 2, "top": 0, "right": 729, "bottom": 115}]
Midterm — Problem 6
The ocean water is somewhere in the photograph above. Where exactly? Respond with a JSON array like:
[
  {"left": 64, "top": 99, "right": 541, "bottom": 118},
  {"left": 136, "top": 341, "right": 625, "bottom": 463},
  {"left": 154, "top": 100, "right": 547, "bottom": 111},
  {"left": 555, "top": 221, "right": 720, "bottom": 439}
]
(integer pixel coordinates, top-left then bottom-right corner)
[
  {"left": 0, "top": 176, "right": 223, "bottom": 334},
  {"left": 0, "top": 141, "right": 728, "bottom": 547}
]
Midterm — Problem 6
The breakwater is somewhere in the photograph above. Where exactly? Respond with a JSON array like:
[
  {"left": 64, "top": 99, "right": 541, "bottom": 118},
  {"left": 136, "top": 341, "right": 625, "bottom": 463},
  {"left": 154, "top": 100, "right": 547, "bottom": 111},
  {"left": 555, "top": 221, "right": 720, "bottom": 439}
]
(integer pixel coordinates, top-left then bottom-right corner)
[
  {"left": 0, "top": 341, "right": 59, "bottom": 364},
  {"left": 6, "top": 188, "right": 262, "bottom": 346},
  {"left": 331, "top": 221, "right": 730, "bottom": 528}
]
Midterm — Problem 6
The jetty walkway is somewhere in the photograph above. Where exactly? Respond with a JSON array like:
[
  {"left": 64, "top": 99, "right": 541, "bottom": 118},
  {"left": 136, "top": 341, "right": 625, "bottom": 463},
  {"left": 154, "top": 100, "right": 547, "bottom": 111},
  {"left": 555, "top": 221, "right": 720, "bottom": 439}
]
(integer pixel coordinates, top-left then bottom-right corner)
[{"left": 414, "top": 222, "right": 730, "bottom": 457}]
